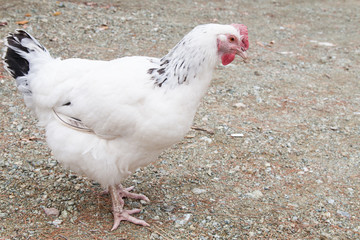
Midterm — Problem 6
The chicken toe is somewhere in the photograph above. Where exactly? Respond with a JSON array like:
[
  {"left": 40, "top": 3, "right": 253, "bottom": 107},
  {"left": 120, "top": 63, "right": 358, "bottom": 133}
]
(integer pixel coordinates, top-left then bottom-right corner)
[
  {"left": 109, "top": 185, "right": 150, "bottom": 231},
  {"left": 119, "top": 185, "right": 150, "bottom": 202}
]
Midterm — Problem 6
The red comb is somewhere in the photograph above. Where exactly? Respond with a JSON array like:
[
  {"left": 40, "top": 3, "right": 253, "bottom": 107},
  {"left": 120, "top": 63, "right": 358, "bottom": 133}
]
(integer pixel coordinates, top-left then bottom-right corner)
[{"left": 231, "top": 23, "right": 249, "bottom": 50}]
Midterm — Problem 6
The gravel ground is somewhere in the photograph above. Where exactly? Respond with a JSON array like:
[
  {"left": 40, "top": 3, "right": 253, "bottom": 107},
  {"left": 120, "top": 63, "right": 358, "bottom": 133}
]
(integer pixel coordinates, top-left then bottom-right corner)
[{"left": 1, "top": 0, "right": 360, "bottom": 239}]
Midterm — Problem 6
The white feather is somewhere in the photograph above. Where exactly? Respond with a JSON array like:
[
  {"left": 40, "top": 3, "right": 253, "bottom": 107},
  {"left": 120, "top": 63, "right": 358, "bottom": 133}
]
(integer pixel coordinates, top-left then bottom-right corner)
[{"left": 6, "top": 24, "right": 242, "bottom": 187}]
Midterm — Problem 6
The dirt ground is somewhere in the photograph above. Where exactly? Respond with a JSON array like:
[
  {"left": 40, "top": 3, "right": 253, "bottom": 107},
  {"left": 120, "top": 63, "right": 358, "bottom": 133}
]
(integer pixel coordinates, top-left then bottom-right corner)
[{"left": 0, "top": 0, "right": 359, "bottom": 239}]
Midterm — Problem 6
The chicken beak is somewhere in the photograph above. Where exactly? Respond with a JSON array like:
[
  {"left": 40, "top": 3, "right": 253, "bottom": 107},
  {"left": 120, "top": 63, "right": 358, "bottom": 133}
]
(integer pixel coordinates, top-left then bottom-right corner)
[{"left": 236, "top": 48, "right": 248, "bottom": 60}]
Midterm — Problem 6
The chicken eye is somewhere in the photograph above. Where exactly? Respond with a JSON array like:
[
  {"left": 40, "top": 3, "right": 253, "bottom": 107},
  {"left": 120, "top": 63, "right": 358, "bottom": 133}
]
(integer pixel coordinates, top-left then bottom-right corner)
[{"left": 229, "top": 36, "right": 235, "bottom": 42}]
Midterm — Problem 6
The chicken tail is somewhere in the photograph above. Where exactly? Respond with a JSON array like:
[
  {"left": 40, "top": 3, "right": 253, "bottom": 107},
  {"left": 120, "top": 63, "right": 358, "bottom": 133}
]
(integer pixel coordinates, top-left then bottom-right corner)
[{"left": 3, "top": 29, "right": 52, "bottom": 96}]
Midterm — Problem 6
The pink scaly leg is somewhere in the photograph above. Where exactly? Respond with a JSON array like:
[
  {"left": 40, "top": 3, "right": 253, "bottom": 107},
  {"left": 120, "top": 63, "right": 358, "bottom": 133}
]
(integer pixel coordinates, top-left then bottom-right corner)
[{"left": 108, "top": 185, "right": 150, "bottom": 231}]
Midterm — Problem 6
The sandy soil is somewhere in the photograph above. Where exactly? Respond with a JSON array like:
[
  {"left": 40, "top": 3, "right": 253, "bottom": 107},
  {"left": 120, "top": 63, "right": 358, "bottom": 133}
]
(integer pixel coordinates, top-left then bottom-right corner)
[{"left": 0, "top": 0, "right": 359, "bottom": 239}]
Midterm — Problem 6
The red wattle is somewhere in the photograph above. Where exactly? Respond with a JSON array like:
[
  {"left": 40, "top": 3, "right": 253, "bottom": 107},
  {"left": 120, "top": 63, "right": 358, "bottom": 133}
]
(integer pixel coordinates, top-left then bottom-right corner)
[{"left": 221, "top": 53, "right": 235, "bottom": 65}]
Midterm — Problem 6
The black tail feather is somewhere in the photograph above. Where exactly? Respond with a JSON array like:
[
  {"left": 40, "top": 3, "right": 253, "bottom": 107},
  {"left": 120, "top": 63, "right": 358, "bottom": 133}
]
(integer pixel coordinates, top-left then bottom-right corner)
[
  {"left": 3, "top": 30, "right": 47, "bottom": 79},
  {"left": 3, "top": 45, "right": 30, "bottom": 79}
]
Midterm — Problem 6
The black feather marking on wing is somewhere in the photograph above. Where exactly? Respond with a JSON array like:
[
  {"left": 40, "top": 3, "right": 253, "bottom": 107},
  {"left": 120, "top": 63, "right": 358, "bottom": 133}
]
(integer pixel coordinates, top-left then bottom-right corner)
[
  {"left": 147, "top": 56, "right": 179, "bottom": 87},
  {"left": 160, "top": 59, "right": 169, "bottom": 66},
  {"left": 147, "top": 68, "right": 157, "bottom": 74},
  {"left": 157, "top": 68, "right": 165, "bottom": 75},
  {"left": 158, "top": 78, "right": 167, "bottom": 87},
  {"left": 62, "top": 102, "right": 71, "bottom": 106}
]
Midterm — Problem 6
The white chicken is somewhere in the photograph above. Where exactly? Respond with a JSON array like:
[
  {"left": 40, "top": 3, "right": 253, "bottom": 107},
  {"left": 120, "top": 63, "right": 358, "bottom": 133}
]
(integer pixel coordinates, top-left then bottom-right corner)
[{"left": 3, "top": 23, "right": 249, "bottom": 230}]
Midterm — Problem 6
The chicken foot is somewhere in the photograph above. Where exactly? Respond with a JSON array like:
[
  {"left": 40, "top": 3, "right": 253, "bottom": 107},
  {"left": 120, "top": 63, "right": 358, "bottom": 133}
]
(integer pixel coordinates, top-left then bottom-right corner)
[{"left": 109, "top": 184, "right": 150, "bottom": 231}]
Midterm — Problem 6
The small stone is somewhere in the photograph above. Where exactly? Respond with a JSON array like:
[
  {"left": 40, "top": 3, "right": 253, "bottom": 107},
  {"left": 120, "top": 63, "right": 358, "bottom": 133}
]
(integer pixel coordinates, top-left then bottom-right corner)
[
  {"left": 320, "top": 232, "right": 332, "bottom": 240},
  {"left": 230, "top": 133, "right": 244, "bottom": 138},
  {"left": 337, "top": 210, "right": 350, "bottom": 218},
  {"left": 23, "top": 188, "right": 30, "bottom": 195},
  {"left": 66, "top": 205, "right": 74, "bottom": 211},
  {"left": 200, "top": 136, "right": 212, "bottom": 144},
  {"left": 60, "top": 210, "right": 68, "bottom": 219},
  {"left": 317, "top": 41, "right": 335, "bottom": 47},
  {"left": 150, "top": 232, "right": 160, "bottom": 239},
  {"left": 246, "top": 190, "right": 263, "bottom": 199},
  {"left": 140, "top": 200, "right": 149, "bottom": 205},
  {"left": 33, "top": 160, "right": 44, "bottom": 167},
  {"left": 56, "top": 2, "right": 66, "bottom": 7},
  {"left": 162, "top": 204, "right": 175, "bottom": 212},
  {"left": 17, "top": 124, "right": 23, "bottom": 131},
  {"left": 201, "top": 116, "right": 208, "bottom": 122},
  {"left": 229, "top": 165, "right": 240, "bottom": 174},
  {"left": 256, "top": 96, "right": 263, "bottom": 103},
  {"left": 192, "top": 188, "right": 207, "bottom": 194},
  {"left": 51, "top": 219, "right": 62, "bottom": 227},
  {"left": 347, "top": 188, "right": 354, "bottom": 195},
  {"left": 40, "top": 18, "right": 48, "bottom": 23},
  {"left": 185, "top": 133, "right": 195, "bottom": 138},
  {"left": 327, "top": 199, "right": 335, "bottom": 205},
  {"left": 319, "top": 57, "right": 328, "bottom": 64},
  {"left": 233, "top": 102, "right": 246, "bottom": 108},
  {"left": 254, "top": 70, "right": 261, "bottom": 76},
  {"left": 288, "top": 203, "right": 299, "bottom": 208},
  {"left": 44, "top": 207, "right": 60, "bottom": 217},
  {"left": 175, "top": 213, "right": 192, "bottom": 226},
  {"left": 212, "top": 221, "right": 219, "bottom": 227}
]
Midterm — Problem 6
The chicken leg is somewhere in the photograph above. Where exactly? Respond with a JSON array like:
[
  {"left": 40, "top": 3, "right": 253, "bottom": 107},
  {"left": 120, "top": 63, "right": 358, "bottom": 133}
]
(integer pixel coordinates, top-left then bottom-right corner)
[{"left": 109, "top": 184, "right": 150, "bottom": 231}]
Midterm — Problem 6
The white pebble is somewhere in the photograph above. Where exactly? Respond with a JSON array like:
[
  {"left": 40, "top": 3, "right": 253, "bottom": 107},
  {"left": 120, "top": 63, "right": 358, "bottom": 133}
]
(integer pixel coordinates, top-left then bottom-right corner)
[
  {"left": 43, "top": 207, "right": 60, "bottom": 217},
  {"left": 246, "top": 190, "right": 263, "bottom": 199},
  {"left": 233, "top": 102, "right": 246, "bottom": 108},
  {"left": 175, "top": 213, "right": 192, "bottom": 226},
  {"left": 200, "top": 136, "right": 212, "bottom": 144},
  {"left": 231, "top": 133, "right": 244, "bottom": 138},
  {"left": 192, "top": 188, "right": 207, "bottom": 194}
]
